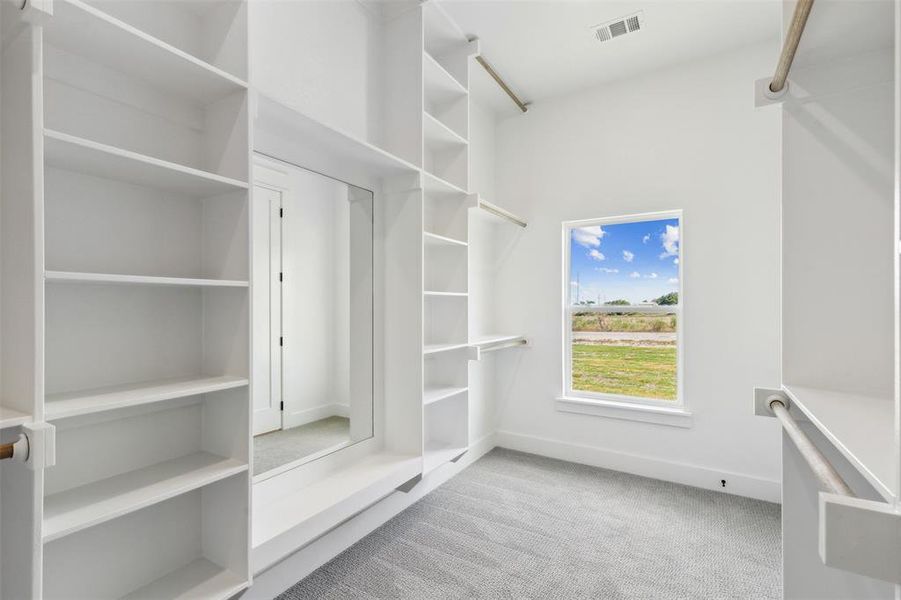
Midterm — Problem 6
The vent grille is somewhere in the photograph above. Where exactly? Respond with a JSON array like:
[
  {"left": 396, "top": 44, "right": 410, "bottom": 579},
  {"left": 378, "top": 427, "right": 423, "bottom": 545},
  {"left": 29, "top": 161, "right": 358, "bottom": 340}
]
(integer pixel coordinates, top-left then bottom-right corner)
[{"left": 593, "top": 11, "right": 644, "bottom": 43}]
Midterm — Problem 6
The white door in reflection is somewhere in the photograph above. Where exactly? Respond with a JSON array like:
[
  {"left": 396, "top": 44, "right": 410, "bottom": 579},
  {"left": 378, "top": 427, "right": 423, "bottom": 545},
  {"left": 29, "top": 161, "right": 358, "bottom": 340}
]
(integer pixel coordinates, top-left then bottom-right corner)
[{"left": 252, "top": 156, "right": 374, "bottom": 479}]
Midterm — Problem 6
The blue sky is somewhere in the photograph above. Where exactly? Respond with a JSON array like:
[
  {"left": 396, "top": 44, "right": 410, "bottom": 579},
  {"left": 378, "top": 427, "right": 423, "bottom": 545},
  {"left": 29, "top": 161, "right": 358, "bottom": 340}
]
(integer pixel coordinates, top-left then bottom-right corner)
[{"left": 569, "top": 217, "right": 679, "bottom": 305}]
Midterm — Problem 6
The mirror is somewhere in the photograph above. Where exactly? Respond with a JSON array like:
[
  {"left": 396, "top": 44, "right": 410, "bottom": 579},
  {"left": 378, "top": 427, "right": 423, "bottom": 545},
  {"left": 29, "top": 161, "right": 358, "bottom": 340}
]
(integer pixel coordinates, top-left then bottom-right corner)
[{"left": 252, "top": 157, "right": 374, "bottom": 480}]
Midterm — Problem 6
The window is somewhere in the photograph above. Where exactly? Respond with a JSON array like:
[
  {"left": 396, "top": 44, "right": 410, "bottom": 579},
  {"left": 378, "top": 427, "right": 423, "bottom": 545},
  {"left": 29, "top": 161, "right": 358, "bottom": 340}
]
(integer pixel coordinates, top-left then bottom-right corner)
[{"left": 563, "top": 211, "right": 682, "bottom": 407}]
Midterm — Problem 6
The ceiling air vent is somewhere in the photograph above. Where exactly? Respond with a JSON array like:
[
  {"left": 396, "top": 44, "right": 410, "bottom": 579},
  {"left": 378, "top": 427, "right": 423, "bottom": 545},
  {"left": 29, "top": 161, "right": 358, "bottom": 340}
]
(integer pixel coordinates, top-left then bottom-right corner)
[{"left": 592, "top": 11, "right": 644, "bottom": 43}]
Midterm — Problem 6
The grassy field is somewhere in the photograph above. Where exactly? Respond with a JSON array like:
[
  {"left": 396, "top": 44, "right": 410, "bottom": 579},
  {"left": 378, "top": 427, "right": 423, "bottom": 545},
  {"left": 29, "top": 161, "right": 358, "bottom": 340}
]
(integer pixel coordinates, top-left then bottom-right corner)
[
  {"left": 572, "top": 312, "right": 676, "bottom": 333},
  {"left": 571, "top": 343, "right": 676, "bottom": 400}
]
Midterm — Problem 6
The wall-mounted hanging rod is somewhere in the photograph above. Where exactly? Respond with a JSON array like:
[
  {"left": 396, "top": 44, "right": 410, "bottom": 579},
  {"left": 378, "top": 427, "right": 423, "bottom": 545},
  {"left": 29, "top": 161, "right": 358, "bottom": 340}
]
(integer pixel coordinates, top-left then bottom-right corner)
[
  {"left": 479, "top": 199, "right": 527, "bottom": 228},
  {"left": 0, "top": 433, "right": 28, "bottom": 463},
  {"left": 769, "top": 0, "right": 815, "bottom": 93},
  {"left": 768, "top": 396, "right": 853, "bottom": 496},
  {"left": 481, "top": 339, "right": 528, "bottom": 353},
  {"left": 475, "top": 55, "right": 528, "bottom": 113}
]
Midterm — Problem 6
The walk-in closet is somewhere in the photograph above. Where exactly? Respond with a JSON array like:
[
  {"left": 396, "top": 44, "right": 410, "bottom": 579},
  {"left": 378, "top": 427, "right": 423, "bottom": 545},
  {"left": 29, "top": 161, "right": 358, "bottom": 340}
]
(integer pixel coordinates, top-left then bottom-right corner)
[{"left": 0, "top": 0, "right": 899, "bottom": 598}]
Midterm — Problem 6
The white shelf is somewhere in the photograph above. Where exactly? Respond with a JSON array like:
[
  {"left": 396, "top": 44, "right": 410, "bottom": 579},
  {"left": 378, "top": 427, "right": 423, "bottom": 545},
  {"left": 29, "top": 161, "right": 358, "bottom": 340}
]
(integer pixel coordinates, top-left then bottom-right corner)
[
  {"left": 423, "top": 386, "right": 467, "bottom": 406},
  {"left": 45, "top": 375, "right": 249, "bottom": 421},
  {"left": 255, "top": 94, "right": 419, "bottom": 179},
  {"left": 45, "top": 271, "right": 248, "bottom": 289},
  {"left": 43, "top": 0, "right": 247, "bottom": 105},
  {"left": 782, "top": 384, "right": 896, "bottom": 502},
  {"left": 44, "top": 129, "right": 248, "bottom": 197},
  {"left": 423, "top": 111, "right": 468, "bottom": 150},
  {"left": 423, "top": 444, "right": 467, "bottom": 475},
  {"left": 0, "top": 405, "right": 30, "bottom": 429},
  {"left": 253, "top": 452, "right": 421, "bottom": 570},
  {"left": 423, "top": 51, "right": 468, "bottom": 105},
  {"left": 471, "top": 334, "right": 527, "bottom": 347},
  {"left": 120, "top": 559, "right": 246, "bottom": 600},
  {"left": 424, "top": 231, "right": 467, "bottom": 247},
  {"left": 423, "top": 342, "right": 470, "bottom": 355},
  {"left": 422, "top": 170, "right": 468, "bottom": 199},
  {"left": 424, "top": 291, "right": 468, "bottom": 297},
  {"left": 43, "top": 452, "right": 247, "bottom": 542}
]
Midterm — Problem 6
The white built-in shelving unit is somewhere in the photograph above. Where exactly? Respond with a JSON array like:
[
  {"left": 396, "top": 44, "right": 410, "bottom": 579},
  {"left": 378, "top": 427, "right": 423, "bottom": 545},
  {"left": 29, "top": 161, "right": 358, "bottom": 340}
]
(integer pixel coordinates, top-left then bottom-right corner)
[{"left": 1, "top": 0, "right": 252, "bottom": 597}]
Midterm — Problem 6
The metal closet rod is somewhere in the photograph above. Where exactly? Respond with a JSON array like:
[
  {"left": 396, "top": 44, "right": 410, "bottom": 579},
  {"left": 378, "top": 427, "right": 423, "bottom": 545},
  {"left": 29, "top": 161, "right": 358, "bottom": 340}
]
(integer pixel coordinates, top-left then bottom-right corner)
[
  {"left": 768, "top": 396, "right": 853, "bottom": 497},
  {"left": 481, "top": 339, "right": 528, "bottom": 353},
  {"left": 0, "top": 442, "right": 13, "bottom": 460},
  {"left": 769, "top": 0, "right": 815, "bottom": 93},
  {"left": 475, "top": 55, "right": 528, "bottom": 114},
  {"left": 479, "top": 200, "right": 527, "bottom": 228}
]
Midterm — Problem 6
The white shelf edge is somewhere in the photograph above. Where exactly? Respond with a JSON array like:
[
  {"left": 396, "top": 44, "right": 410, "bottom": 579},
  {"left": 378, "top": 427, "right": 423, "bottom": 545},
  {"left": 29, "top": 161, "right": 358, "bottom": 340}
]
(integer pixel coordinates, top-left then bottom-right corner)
[
  {"left": 423, "top": 111, "right": 469, "bottom": 148},
  {"left": 423, "top": 342, "right": 470, "bottom": 355},
  {"left": 49, "top": 0, "right": 248, "bottom": 98},
  {"left": 423, "top": 445, "right": 467, "bottom": 474},
  {"left": 120, "top": 558, "right": 247, "bottom": 600},
  {"left": 781, "top": 384, "right": 896, "bottom": 502},
  {"left": 45, "top": 271, "right": 249, "bottom": 288},
  {"left": 423, "top": 290, "right": 468, "bottom": 297},
  {"left": 45, "top": 375, "right": 250, "bottom": 421},
  {"left": 471, "top": 195, "right": 528, "bottom": 228},
  {"left": 423, "top": 231, "right": 468, "bottom": 247},
  {"left": 43, "top": 452, "right": 248, "bottom": 543},
  {"left": 44, "top": 129, "right": 249, "bottom": 193},
  {"left": 423, "top": 387, "right": 468, "bottom": 406},
  {"left": 0, "top": 405, "right": 30, "bottom": 429},
  {"left": 423, "top": 50, "right": 468, "bottom": 98},
  {"left": 422, "top": 170, "right": 469, "bottom": 198}
]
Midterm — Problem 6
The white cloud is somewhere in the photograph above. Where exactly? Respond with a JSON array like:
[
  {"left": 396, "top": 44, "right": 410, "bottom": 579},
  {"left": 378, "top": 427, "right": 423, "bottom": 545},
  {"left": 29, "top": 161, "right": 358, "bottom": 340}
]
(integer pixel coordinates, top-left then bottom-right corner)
[
  {"left": 659, "top": 225, "right": 679, "bottom": 258},
  {"left": 629, "top": 271, "right": 640, "bottom": 278},
  {"left": 668, "top": 277, "right": 679, "bottom": 284},
  {"left": 588, "top": 249, "right": 605, "bottom": 261},
  {"left": 645, "top": 272, "right": 658, "bottom": 279},
  {"left": 622, "top": 250, "right": 634, "bottom": 262},
  {"left": 596, "top": 267, "right": 619, "bottom": 273},
  {"left": 573, "top": 226, "right": 605, "bottom": 248},
  {"left": 673, "top": 257, "right": 679, "bottom": 265},
  {"left": 642, "top": 234, "right": 650, "bottom": 244}
]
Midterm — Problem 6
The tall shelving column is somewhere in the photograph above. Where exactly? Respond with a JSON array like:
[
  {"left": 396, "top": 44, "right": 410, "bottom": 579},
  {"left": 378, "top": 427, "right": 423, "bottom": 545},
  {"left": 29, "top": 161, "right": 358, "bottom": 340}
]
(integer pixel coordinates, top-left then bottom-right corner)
[
  {"left": 419, "top": 2, "right": 478, "bottom": 474},
  {"left": 3, "top": 1, "right": 253, "bottom": 598}
]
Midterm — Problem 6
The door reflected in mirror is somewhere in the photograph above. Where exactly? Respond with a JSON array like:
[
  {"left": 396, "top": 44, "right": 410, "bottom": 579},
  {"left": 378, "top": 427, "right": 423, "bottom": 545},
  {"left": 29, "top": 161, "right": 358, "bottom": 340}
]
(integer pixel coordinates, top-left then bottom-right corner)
[{"left": 252, "top": 157, "right": 374, "bottom": 480}]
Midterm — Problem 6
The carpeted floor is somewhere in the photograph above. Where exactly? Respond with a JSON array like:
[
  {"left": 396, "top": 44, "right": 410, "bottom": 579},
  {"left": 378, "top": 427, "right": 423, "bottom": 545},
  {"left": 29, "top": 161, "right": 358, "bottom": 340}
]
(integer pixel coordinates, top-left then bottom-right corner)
[
  {"left": 277, "top": 448, "right": 782, "bottom": 599},
  {"left": 254, "top": 416, "right": 350, "bottom": 475}
]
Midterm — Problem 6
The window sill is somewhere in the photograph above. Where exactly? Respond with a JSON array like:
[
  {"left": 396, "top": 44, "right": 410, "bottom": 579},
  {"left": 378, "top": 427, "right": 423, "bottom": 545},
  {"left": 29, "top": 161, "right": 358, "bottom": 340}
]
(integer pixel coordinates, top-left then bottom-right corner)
[{"left": 555, "top": 396, "right": 693, "bottom": 428}]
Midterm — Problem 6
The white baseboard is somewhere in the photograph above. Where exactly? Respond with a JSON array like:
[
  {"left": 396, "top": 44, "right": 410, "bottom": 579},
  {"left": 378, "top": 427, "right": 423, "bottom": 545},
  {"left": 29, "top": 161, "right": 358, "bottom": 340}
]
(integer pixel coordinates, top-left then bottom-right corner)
[
  {"left": 243, "top": 433, "right": 496, "bottom": 599},
  {"left": 494, "top": 430, "right": 781, "bottom": 504},
  {"left": 283, "top": 403, "right": 349, "bottom": 428}
]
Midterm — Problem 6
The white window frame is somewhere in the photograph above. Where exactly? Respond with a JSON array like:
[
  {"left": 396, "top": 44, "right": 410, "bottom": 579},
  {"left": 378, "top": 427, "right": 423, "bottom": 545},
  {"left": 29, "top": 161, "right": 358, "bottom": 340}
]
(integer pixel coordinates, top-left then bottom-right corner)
[{"left": 561, "top": 210, "right": 685, "bottom": 415}]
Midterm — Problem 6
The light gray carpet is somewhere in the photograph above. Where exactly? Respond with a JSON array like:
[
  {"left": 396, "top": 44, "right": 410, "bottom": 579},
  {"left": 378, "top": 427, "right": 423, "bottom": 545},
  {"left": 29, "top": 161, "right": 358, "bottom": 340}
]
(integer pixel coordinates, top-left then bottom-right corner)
[
  {"left": 278, "top": 448, "right": 781, "bottom": 599},
  {"left": 254, "top": 416, "right": 350, "bottom": 475}
]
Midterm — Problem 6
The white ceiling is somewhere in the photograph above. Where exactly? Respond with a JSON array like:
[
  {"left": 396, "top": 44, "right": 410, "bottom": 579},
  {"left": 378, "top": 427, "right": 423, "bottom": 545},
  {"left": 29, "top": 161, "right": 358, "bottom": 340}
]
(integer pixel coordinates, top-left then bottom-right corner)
[{"left": 439, "top": 1, "right": 782, "bottom": 115}]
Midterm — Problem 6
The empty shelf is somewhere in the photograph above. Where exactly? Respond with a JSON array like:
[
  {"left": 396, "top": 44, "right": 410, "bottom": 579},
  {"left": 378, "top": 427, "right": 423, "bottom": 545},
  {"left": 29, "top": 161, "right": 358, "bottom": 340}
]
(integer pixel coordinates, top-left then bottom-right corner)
[
  {"left": 423, "top": 445, "right": 467, "bottom": 474},
  {"left": 120, "top": 558, "right": 246, "bottom": 600},
  {"left": 782, "top": 384, "right": 896, "bottom": 502},
  {"left": 253, "top": 452, "right": 421, "bottom": 570},
  {"left": 45, "top": 271, "right": 249, "bottom": 288},
  {"left": 424, "top": 232, "right": 468, "bottom": 247},
  {"left": 44, "top": 130, "right": 248, "bottom": 197},
  {"left": 423, "top": 387, "right": 467, "bottom": 406},
  {"left": 43, "top": 0, "right": 247, "bottom": 105},
  {"left": 43, "top": 452, "right": 247, "bottom": 542},
  {"left": 422, "top": 170, "right": 468, "bottom": 199},
  {"left": 0, "top": 405, "right": 30, "bottom": 429},
  {"left": 45, "top": 375, "right": 249, "bottom": 421},
  {"left": 423, "top": 112, "right": 468, "bottom": 150},
  {"left": 423, "top": 342, "right": 470, "bottom": 355},
  {"left": 423, "top": 51, "right": 468, "bottom": 106}
]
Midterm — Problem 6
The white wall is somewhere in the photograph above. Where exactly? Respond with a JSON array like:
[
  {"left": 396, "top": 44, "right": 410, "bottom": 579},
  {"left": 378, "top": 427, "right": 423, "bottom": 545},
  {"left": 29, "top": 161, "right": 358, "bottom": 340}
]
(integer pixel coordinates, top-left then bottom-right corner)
[
  {"left": 490, "top": 41, "right": 783, "bottom": 501},
  {"left": 469, "top": 97, "right": 497, "bottom": 201},
  {"left": 251, "top": 0, "right": 383, "bottom": 141}
]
